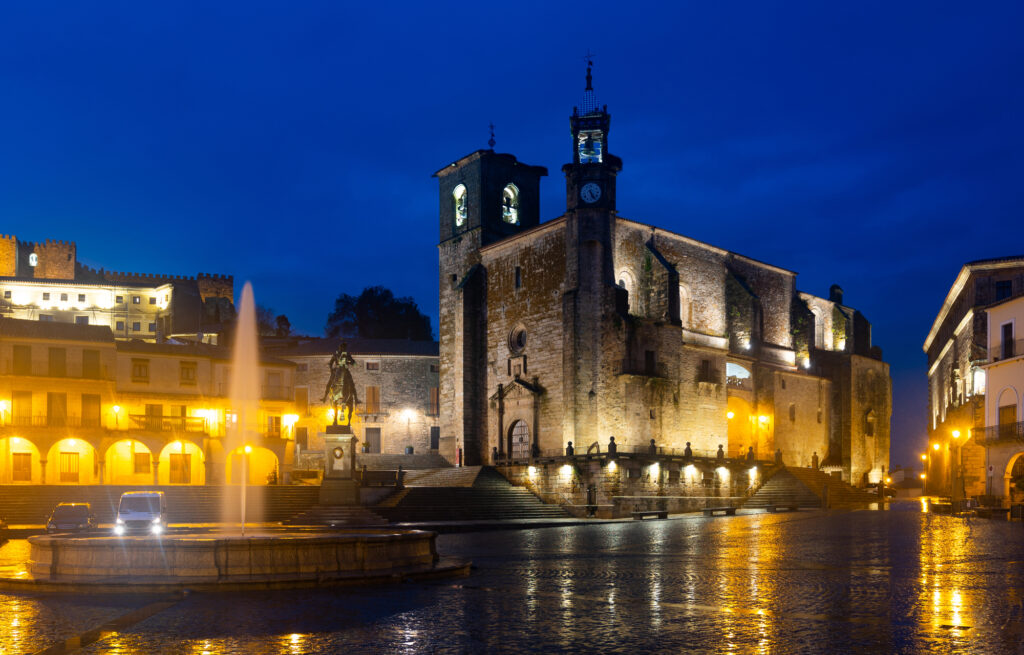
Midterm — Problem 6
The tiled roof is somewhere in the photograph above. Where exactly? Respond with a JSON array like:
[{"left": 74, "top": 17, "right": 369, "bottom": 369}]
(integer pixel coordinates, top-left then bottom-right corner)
[
  {"left": 267, "top": 336, "right": 439, "bottom": 358},
  {"left": 116, "top": 340, "right": 294, "bottom": 365},
  {"left": 0, "top": 317, "right": 114, "bottom": 343}
]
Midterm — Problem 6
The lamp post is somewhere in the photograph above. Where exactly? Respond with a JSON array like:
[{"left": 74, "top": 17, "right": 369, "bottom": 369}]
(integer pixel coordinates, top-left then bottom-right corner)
[
  {"left": 112, "top": 405, "right": 121, "bottom": 429},
  {"left": 241, "top": 444, "right": 252, "bottom": 536}
]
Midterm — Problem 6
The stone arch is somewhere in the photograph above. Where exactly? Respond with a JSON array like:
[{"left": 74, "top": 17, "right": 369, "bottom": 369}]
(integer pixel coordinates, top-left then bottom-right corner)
[
  {"left": 104, "top": 438, "right": 155, "bottom": 485},
  {"left": 617, "top": 269, "right": 636, "bottom": 313},
  {"left": 679, "top": 283, "right": 692, "bottom": 328},
  {"left": 159, "top": 440, "right": 206, "bottom": 485},
  {"left": 0, "top": 436, "right": 42, "bottom": 484},
  {"left": 726, "top": 396, "right": 753, "bottom": 458},
  {"left": 810, "top": 305, "right": 825, "bottom": 349},
  {"left": 452, "top": 183, "right": 467, "bottom": 227},
  {"left": 225, "top": 445, "right": 277, "bottom": 485},
  {"left": 1003, "top": 450, "right": 1024, "bottom": 501},
  {"left": 502, "top": 184, "right": 519, "bottom": 224},
  {"left": 45, "top": 438, "right": 98, "bottom": 484}
]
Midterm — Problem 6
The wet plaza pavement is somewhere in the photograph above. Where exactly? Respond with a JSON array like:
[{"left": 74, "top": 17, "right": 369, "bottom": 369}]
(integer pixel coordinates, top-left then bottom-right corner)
[{"left": 3, "top": 501, "right": 1024, "bottom": 654}]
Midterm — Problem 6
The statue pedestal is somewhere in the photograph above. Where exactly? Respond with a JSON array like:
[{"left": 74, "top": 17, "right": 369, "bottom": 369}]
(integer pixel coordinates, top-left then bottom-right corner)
[{"left": 320, "top": 431, "right": 359, "bottom": 505}]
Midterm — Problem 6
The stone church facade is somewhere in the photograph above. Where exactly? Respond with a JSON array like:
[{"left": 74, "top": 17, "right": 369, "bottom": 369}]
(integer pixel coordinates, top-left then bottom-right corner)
[{"left": 437, "top": 68, "right": 890, "bottom": 484}]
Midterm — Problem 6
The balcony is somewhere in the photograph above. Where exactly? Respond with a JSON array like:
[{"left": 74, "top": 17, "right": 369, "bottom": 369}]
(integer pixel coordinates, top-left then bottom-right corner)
[
  {"left": 262, "top": 384, "right": 293, "bottom": 401},
  {"left": 976, "top": 421, "right": 1024, "bottom": 446},
  {"left": 990, "top": 338, "right": 1024, "bottom": 363},
  {"left": 7, "top": 415, "right": 103, "bottom": 429},
  {"left": 128, "top": 415, "right": 208, "bottom": 433}
]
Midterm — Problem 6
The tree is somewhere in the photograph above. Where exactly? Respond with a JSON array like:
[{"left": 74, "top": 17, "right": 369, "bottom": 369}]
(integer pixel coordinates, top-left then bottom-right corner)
[
  {"left": 274, "top": 314, "right": 291, "bottom": 338},
  {"left": 255, "top": 304, "right": 277, "bottom": 337},
  {"left": 326, "top": 286, "right": 434, "bottom": 340}
]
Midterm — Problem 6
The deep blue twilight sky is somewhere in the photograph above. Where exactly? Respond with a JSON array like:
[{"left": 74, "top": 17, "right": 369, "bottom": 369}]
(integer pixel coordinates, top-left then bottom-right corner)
[{"left": 2, "top": 2, "right": 1022, "bottom": 467}]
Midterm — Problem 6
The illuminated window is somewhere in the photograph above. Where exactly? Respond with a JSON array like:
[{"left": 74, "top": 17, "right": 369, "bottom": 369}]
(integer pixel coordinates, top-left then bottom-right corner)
[
  {"left": 365, "top": 361, "right": 380, "bottom": 371},
  {"left": 132, "top": 296, "right": 140, "bottom": 304},
  {"left": 42, "top": 292, "right": 50, "bottom": 301},
  {"left": 116, "top": 295, "right": 123, "bottom": 304},
  {"left": 116, "top": 320, "right": 125, "bottom": 331},
  {"left": 502, "top": 184, "right": 519, "bottom": 224},
  {"left": 453, "top": 184, "right": 467, "bottom": 227},
  {"left": 78, "top": 294, "right": 85, "bottom": 302}
]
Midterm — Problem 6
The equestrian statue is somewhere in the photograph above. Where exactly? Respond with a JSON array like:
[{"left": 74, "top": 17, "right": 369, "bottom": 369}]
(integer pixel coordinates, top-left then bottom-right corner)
[{"left": 322, "top": 343, "right": 360, "bottom": 426}]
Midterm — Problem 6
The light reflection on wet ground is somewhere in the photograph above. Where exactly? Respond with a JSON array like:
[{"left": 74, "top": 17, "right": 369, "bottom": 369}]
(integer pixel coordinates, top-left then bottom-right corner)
[{"left": 4, "top": 501, "right": 1024, "bottom": 653}]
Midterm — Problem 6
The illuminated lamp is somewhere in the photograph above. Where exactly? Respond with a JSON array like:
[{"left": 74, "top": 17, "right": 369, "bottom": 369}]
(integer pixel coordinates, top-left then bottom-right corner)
[
  {"left": 952, "top": 430, "right": 961, "bottom": 439},
  {"left": 727, "top": 411, "right": 735, "bottom": 420},
  {"left": 932, "top": 443, "right": 940, "bottom": 451},
  {"left": 244, "top": 445, "right": 253, "bottom": 454}
]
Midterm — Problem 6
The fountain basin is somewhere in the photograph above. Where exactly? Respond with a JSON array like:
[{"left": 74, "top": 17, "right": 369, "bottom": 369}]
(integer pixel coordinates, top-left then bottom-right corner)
[{"left": 0, "top": 529, "right": 469, "bottom": 593}]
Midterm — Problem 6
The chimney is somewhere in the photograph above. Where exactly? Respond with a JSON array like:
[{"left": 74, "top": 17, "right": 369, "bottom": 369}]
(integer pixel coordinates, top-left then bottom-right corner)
[{"left": 829, "top": 284, "right": 844, "bottom": 305}]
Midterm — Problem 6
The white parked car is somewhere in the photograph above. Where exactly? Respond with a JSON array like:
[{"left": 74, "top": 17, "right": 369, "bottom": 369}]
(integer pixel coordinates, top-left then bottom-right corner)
[{"left": 114, "top": 491, "right": 167, "bottom": 536}]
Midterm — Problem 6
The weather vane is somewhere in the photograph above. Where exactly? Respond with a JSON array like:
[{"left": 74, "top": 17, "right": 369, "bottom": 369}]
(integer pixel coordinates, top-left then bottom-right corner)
[{"left": 488, "top": 122, "right": 496, "bottom": 149}]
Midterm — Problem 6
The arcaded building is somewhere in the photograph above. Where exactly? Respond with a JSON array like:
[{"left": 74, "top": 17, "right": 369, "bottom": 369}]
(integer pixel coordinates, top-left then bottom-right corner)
[
  {"left": 0, "top": 318, "right": 298, "bottom": 486},
  {"left": 437, "top": 67, "right": 890, "bottom": 484}
]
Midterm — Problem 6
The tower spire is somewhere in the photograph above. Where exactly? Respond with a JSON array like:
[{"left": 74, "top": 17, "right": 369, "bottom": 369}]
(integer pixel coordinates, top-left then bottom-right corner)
[{"left": 581, "top": 50, "right": 597, "bottom": 114}]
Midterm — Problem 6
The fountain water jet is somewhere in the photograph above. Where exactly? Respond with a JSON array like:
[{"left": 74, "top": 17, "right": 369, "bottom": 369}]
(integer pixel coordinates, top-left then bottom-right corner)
[{"left": 223, "top": 282, "right": 263, "bottom": 530}]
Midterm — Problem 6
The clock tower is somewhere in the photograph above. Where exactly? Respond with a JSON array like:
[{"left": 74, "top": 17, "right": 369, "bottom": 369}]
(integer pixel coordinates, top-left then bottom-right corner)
[{"left": 563, "top": 60, "right": 622, "bottom": 213}]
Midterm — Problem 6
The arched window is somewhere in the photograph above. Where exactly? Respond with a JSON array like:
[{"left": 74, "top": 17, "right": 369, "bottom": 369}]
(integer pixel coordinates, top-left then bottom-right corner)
[
  {"left": 502, "top": 184, "right": 519, "bottom": 224},
  {"left": 679, "top": 283, "right": 692, "bottom": 328},
  {"left": 810, "top": 306, "right": 825, "bottom": 349},
  {"left": 617, "top": 270, "right": 636, "bottom": 313},
  {"left": 452, "top": 184, "right": 467, "bottom": 227}
]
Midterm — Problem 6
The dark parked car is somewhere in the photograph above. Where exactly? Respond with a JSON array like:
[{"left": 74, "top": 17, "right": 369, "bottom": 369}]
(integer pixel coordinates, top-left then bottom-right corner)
[
  {"left": 865, "top": 483, "right": 897, "bottom": 498},
  {"left": 46, "top": 503, "right": 96, "bottom": 533}
]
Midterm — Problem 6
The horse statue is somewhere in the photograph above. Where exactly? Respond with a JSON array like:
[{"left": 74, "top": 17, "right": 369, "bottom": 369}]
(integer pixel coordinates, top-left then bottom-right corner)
[{"left": 323, "top": 343, "right": 360, "bottom": 426}]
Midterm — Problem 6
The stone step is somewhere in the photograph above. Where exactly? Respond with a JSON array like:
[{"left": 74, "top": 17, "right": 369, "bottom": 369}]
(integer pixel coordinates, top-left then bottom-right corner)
[{"left": 284, "top": 505, "right": 389, "bottom": 526}]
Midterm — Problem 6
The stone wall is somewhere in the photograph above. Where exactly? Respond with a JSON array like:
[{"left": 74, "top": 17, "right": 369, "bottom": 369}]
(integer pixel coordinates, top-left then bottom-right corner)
[
  {"left": 498, "top": 457, "right": 777, "bottom": 518},
  {"left": 289, "top": 352, "right": 439, "bottom": 456}
]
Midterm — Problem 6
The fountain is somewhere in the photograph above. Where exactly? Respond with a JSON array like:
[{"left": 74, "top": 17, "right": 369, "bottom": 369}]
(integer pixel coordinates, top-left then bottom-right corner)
[
  {"left": 224, "top": 282, "right": 262, "bottom": 531},
  {"left": 0, "top": 282, "right": 469, "bottom": 593}
]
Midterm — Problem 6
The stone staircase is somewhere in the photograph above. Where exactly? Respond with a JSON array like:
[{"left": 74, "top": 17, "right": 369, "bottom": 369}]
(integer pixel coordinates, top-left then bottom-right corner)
[
  {"left": 743, "top": 468, "right": 881, "bottom": 509},
  {"left": 0, "top": 485, "right": 320, "bottom": 525},
  {"left": 403, "top": 465, "right": 483, "bottom": 488},
  {"left": 283, "top": 505, "right": 389, "bottom": 527},
  {"left": 375, "top": 467, "right": 571, "bottom": 522}
]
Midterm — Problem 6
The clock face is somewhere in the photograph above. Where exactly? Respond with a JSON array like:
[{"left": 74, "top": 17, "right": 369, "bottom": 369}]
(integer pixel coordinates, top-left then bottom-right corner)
[{"left": 580, "top": 182, "right": 602, "bottom": 204}]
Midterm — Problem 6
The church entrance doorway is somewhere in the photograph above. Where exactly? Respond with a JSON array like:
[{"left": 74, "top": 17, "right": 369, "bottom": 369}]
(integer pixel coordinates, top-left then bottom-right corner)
[{"left": 509, "top": 420, "right": 530, "bottom": 462}]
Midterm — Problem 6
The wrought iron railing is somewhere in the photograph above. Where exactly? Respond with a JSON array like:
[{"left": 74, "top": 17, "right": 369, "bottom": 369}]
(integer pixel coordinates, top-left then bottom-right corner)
[
  {"left": 128, "top": 415, "right": 208, "bottom": 433},
  {"left": 990, "top": 339, "right": 1024, "bottom": 362},
  {"left": 7, "top": 415, "right": 102, "bottom": 429},
  {"left": 976, "top": 421, "right": 1024, "bottom": 445}
]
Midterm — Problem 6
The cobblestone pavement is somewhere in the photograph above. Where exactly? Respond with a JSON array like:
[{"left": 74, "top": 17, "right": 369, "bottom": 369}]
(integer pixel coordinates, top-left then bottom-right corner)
[{"left": 4, "top": 501, "right": 1024, "bottom": 654}]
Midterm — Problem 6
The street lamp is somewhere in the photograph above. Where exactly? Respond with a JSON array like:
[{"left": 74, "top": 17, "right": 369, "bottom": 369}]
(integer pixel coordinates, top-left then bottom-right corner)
[{"left": 112, "top": 405, "right": 121, "bottom": 428}]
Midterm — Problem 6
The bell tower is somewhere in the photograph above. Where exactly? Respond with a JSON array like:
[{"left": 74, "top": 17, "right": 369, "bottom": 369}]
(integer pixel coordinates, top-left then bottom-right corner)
[{"left": 563, "top": 58, "right": 622, "bottom": 213}]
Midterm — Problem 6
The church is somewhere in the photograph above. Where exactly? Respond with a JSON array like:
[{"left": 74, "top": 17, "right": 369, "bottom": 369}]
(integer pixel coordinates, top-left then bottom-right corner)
[{"left": 436, "top": 65, "right": 890, "bottom": 485}]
